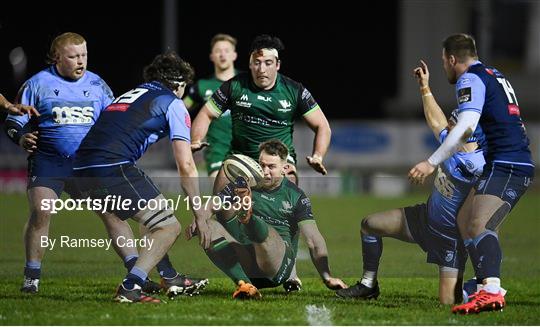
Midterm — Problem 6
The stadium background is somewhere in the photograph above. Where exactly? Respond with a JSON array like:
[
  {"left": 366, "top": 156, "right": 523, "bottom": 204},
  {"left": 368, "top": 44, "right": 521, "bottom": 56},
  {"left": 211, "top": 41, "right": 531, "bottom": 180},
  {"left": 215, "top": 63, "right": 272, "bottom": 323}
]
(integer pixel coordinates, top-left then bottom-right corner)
[{"left": 0, "top": 0, "right": 539, "bottom": 325}]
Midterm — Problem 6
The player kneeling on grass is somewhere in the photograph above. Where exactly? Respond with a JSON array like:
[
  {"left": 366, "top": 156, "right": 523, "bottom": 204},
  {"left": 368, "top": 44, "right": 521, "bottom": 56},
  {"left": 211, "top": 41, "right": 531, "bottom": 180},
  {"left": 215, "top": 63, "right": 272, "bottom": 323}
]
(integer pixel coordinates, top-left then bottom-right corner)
[
  {"left": 188, "top": 139, "right": 346, "bottom": 299},
  {"left": 337, "top": 63, "right": 487, "bottom": 304}
]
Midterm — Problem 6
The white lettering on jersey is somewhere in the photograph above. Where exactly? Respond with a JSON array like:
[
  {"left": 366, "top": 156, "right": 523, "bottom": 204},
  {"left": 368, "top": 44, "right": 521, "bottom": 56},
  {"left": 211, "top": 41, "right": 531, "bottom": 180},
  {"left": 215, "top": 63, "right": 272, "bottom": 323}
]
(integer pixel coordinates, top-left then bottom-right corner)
[
  {"left": 113, "top": 88, "right": 149, "bottom": 104},
  {"left": 434, "top": 166, "right": 455, "bottom": 199},
  {"left": 52, "top": 106, "right": 94, "bottom": 124}
]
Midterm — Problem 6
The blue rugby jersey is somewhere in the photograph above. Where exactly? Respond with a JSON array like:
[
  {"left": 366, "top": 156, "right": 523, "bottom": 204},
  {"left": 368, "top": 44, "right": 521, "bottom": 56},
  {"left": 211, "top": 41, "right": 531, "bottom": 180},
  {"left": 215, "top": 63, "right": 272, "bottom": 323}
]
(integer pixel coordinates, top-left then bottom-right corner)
[
  {"left": 74, "top": 81, "right": 190, "bottom": 169},
  {"left": 427, "top": 129, "right": 486, "bottom": 235},
  {"left": 5, "top": 66, "right": 114, "bottom": 157},
  {"left": 455, "top": 61, "right": 533, "bottom": 166}
]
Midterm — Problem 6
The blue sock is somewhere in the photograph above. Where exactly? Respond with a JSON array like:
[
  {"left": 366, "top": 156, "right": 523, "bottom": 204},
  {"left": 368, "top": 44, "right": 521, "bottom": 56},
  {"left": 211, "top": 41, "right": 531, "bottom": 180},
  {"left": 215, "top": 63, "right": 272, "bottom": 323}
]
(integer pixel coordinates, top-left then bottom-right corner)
[
  {"left": 123, "top": 255, "right": 138, "bottom": 272},
  {"left": 156, "top": 254, "right": 177, "bottom": 278},
  {"left": 122, "top": 266, "right": 147, "bottom": 289},
  {"left": 464, "top": 238, "right": 484, "bottom": 282},
  {"left": 473, "top": 231, "right": 502, "bottom": 280},
  {"left": 24, "top": 261, "right": 41, "bottom": 279},
  {"left": 362, "top": 234, "right": 383, "bottom": 273}
]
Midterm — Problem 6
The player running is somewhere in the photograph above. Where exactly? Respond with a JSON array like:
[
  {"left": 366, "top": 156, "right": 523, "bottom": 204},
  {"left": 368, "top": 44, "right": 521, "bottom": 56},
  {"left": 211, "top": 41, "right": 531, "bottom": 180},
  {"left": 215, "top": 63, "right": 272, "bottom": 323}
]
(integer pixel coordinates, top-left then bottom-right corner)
[
  {"left": 183, "top": 33, "right": 238, "bottom": 177},
  {"left": 188, "top": 139, "right": 346, "bottom": 299},
  {"left": 336, "top": 60, "right": 486, "bottom": 304},
  {"left": 409, "top": 34, "right": 534, "bottom": 314},
  {"left": 73, "top": 51, "right": 208, "bottom": 303}
]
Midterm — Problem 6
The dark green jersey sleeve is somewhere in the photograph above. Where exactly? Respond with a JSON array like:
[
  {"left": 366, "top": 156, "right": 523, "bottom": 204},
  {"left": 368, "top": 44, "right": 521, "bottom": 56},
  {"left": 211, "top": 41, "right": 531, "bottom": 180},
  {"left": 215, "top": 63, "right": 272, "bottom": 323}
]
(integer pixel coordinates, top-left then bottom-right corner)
[
  {"left": 293, "top": 191, "right": 314, "bottom": 223},
  {"left": 296, "top": 86, "right": 320, "bottom": 118},
  {"left": 207, "top": 79, "right": 233, "bottom": 116},
  {"left": 184, "top": 82, "right": 202, "bottom": 110}
]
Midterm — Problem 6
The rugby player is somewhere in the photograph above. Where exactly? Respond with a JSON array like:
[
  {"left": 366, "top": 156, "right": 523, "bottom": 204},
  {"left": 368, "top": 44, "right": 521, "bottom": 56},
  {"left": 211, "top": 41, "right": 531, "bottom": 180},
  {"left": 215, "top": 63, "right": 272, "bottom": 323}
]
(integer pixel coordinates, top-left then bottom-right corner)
[{"left": 409, "top": 34, "right": 534, "bottom": 314}]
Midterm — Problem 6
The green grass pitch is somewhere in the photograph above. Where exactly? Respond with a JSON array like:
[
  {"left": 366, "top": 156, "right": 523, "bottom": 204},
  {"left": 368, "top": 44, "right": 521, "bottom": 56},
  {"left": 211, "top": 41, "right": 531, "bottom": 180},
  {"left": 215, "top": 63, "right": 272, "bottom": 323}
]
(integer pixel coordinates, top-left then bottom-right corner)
[{"left": 1, "top": 193, "right": 539, "bottom": 325}]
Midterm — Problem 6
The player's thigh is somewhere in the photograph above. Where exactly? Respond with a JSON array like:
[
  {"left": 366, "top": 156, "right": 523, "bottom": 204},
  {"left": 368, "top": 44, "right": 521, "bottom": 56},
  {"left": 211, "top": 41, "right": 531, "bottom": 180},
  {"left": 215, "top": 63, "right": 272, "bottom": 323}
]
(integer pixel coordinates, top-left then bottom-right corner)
[
  {"left": 252, "top": 226, "right": 286, "bottom": 273},
  {"left": 457, "top": 187, "right": 475, "bottom": 238},
  {"left": 467, "top": 194, "right": 506, "bottom": 237},
  {"left": 362, "top": 208, "right": 412, "bottom": 242}
]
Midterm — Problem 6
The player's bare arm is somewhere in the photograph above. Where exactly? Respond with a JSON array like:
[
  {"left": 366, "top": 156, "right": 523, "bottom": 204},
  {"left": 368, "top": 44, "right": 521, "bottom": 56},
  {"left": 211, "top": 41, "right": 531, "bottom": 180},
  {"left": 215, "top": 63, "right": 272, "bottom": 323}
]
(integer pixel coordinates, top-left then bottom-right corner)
[
  {"left": 172, "top": 139, "right": 211, "bottom": 249},
  {"left": 299, "top": 221, "right": 347, "bottom": 290},
  {"left": 303, "top": 109, "right": 331, "bottom": 175},
  {"left": 0, "top": 93, "right": 39, "bottom": 117},
  {"left": 190, "top": 103, "right": 216, "bottom": 152},
  {"left": 413, "top": 60, "right": 448, "bottom": 138}
]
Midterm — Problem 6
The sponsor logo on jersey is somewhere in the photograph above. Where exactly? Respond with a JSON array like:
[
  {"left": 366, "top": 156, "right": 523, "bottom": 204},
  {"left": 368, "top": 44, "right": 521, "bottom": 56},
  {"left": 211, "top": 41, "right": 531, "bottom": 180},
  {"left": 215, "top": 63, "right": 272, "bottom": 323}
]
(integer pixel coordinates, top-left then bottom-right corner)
[
  {"left": 54, "top": 89, "right": 60, "bottom": 96},
  {"left": 184, "top": 113, "right": 191, "bottom": 128},
  {"left": 477, "top": 179, "right": 486, "bottom": 191},
  {"left": 280, "top": 200, "right": 293, "bottom": 214},
  {"left": 301, "top": 88, "right": 312, "bottom": 100},
  {"left": 505, "top": 189, "right": 517, "bottom": 200},
  {"left": 445, "top": 250, "right": 454, "bottom": 262},
  {"left": 301, "top": 197, "right": 311, "bottom": 206},
  {"left": 507, "top": 104, "right": 520, "bottom": 116},
  {"left": 434, "top": 167, "right": 455, "bottom": 198},
  {"left": 261, "top": 194, "right": 275, "bottom": 202},
  {"left": 7, "top": 128, "right": 17, "bottom": 139},
  {"left": 457, "top": 87, "right": 472, "bottom": 104},
  {"left": 52, "top": 106, "right": 95, "bottom": 124},
  {"left": 83, "top": 90, "right": 90, "bottom": 97},
  {"left": 236, "top": 94, "right": 252, "bottom": 108},
  {"left": 257, "top": 95, "right": 272, "bottom": 102},
  {"left": 278, "top": 100, "right": 292, "bottom": 112},
  {"left": 106, "top": 103, "right": 130, "bottom": 112}
]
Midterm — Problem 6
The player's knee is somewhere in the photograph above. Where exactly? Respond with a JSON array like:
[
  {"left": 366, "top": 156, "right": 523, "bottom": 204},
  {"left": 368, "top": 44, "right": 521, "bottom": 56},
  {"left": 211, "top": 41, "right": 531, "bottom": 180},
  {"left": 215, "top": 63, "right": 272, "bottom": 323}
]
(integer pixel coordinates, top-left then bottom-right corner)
[
  {"left": 29, "top": 209, "right": 52, "bottom": 228},
  {"left": 361, "top": 216, "right": 376, "bottom": 234},
  {"left": 134, "top": 206, "right": 179, "bottom": 234},
  {"left": 466, "top": 218, "right": 486, "bottom": 238}
]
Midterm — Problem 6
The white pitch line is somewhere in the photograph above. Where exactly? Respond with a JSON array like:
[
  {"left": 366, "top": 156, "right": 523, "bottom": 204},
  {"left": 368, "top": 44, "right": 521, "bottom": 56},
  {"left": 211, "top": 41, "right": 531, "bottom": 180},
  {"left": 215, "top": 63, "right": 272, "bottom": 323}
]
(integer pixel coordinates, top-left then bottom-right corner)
[{"left": 305, "top": 304, "right": 333, "bottom": 326}]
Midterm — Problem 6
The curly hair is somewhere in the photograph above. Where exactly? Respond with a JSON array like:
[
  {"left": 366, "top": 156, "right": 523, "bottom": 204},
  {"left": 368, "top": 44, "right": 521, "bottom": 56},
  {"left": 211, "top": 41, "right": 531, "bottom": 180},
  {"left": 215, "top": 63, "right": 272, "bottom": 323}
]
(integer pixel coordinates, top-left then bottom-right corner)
[
  {"left": 143, "top": 51, "right": 194, "bottom": 91},
  {"left": 249, "top": 35, "right": 285, "bottom": 55}
]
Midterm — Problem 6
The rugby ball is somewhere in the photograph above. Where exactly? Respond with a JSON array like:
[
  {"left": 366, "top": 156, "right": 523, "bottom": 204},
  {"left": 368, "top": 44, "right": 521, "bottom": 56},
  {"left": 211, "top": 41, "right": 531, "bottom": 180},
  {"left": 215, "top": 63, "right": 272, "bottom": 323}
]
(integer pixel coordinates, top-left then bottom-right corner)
[{"left": 223, "top": 154, "right": 264, "bottom": 188}]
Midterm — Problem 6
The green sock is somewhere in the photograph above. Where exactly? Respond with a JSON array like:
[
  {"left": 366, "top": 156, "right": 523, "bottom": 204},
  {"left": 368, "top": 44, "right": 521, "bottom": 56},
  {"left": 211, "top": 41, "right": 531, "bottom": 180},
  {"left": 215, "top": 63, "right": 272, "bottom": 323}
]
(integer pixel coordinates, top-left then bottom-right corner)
[
  {"left": 205, "top": 237, "right": 250, "bottom": 284},
  {"left": 244, "top": 215, "right": 269, "bottom": 243}
]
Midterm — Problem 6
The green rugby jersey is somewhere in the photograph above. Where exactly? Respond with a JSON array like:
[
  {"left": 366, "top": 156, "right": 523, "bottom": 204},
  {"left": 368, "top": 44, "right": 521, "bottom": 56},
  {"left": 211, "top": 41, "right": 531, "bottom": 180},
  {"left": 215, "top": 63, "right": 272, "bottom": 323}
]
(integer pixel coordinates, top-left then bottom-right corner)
[
  {"left": 185, "top": 75, "right": 232, "bottom": 156},
  {"left": 207, "top": 72, "right": 321, "bottom": 162},
  {"left": 251, "top": 178, "right": 314, "bottom": 256}
]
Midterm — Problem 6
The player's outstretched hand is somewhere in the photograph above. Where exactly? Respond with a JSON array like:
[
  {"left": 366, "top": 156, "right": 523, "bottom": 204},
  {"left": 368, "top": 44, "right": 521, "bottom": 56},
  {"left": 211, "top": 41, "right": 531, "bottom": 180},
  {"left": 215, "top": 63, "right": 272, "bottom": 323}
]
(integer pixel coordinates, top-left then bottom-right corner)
[
  {"left": 196, "top": 218, "right": 211, "bottom": 249},
  {"left": 306, "top": 155, "right": 327, "bottom": 175},
  {"left": 19, "top": 131, "right": 39, "bottom": 153},
  {"left": 324, "top": 277, "right": 347, "bottom": 290},
  {"left": 7, "top": 104, "right": 40, "bottom": 117},
  {"left": 185, "top": 220, "right": 198, "bottom": 241},
  {"left": 191, "top": 141, "right": 209, "bottom": 153},
  {"left": 413, "top": 60, "right": 430, "bottom": 89},
  {"left": 408, "top": 160, "right": 435, "bottom": 185}
]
